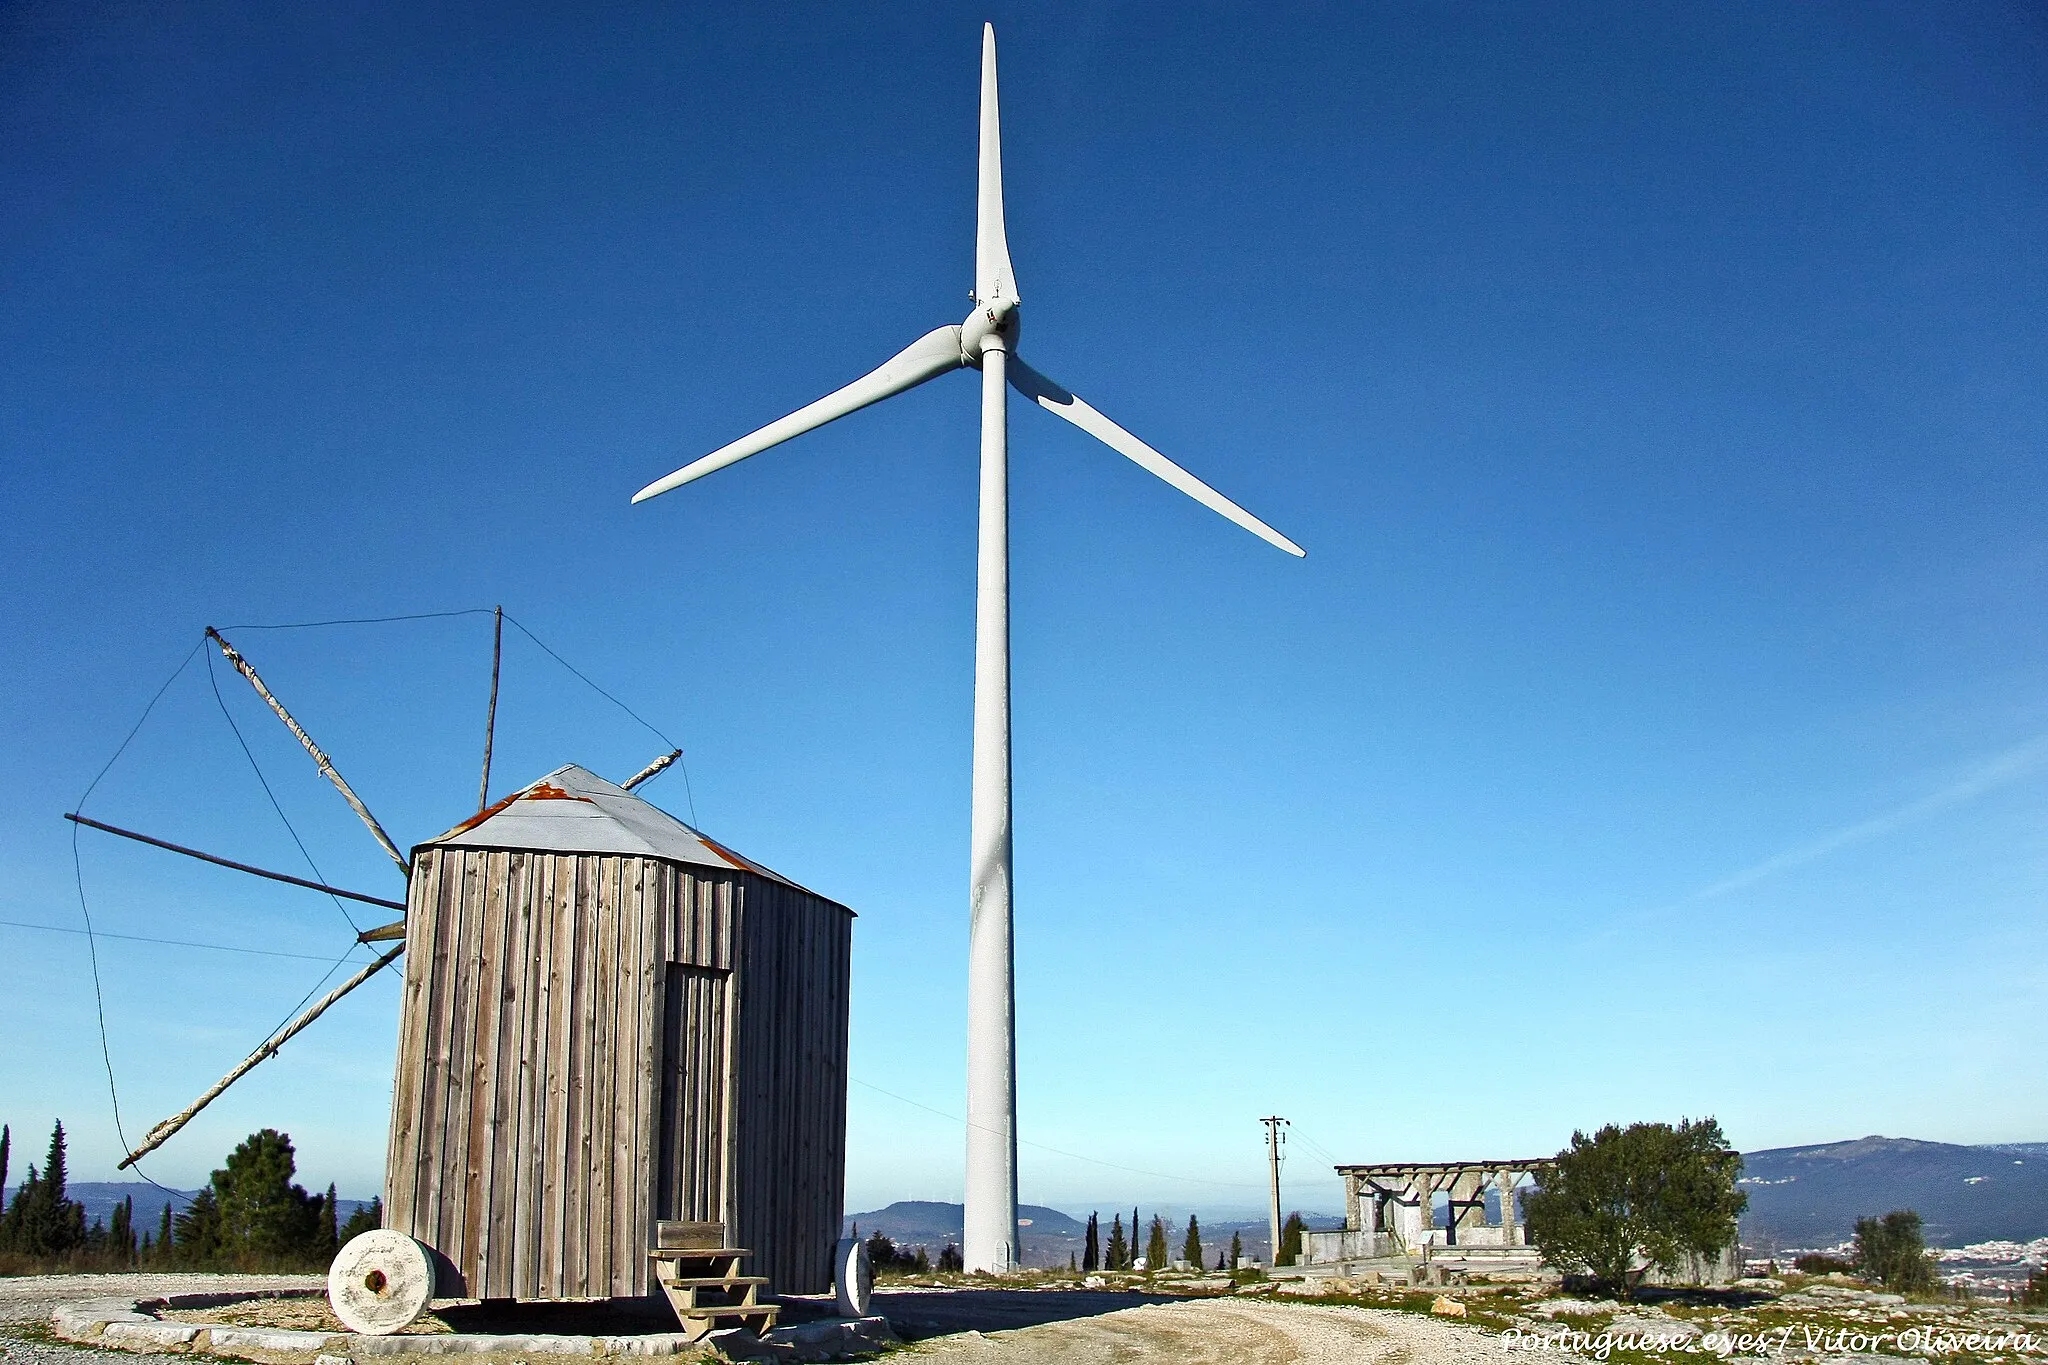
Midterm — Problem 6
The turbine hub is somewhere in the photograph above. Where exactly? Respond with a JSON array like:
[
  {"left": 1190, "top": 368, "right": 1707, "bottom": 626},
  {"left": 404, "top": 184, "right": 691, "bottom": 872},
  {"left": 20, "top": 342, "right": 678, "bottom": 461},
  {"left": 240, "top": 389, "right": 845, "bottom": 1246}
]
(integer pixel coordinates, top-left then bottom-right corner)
[{"left": 960, "top": 296, "right": 1018, "bottom": 364}]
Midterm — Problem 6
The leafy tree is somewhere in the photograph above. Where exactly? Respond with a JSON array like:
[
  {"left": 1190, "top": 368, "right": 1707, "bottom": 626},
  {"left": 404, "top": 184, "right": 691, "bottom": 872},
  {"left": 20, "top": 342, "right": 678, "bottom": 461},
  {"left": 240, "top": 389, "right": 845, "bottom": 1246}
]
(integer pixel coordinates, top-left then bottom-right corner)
[
  {"left": 1522, "top": 1118, "right": 1746, "bottom": 1299},
  {"left": 1145, "top": 1215, "right": 1167, "bottom": 1271},
  {"left": 1854, "top": 1210, "right": 1935, "bottom": 1293},
  {"left": 1229, "top": 1229, "right": 1243, "bottom": 1268},
  {"left": 1278, "top": 1212, "right": 1304, "bottom": 1267},
  {"left": 937, "top": 1242, "right": 963, "bottom": 1272},
  {"left": 1082, "top": 1211, "right": 1099, "bottom": 1272},
  {"left": 1182, "top": 1213, "right": 1202, "bottom": 1269},
  {"left": 2020, "top": 1265, "right": 2048, "bottom": 1309},
  {"left": 339, "top": 1196, "right": 382, "bottom": 1243},
  {"left": 1105, "top": 1214, "right": 1127, "bottom": 1271},
  {"left": 212, "top": 1129, "right": 325, "bottom": 1265}
]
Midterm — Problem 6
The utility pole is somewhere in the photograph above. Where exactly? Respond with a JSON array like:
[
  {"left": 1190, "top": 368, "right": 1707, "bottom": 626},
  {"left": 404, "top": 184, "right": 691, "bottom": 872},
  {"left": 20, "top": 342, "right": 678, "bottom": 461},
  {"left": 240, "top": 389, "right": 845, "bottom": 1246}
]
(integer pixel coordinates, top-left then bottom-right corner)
[{"left": 1261, "top": 1115, "right": 1289, "bottom": 1267}]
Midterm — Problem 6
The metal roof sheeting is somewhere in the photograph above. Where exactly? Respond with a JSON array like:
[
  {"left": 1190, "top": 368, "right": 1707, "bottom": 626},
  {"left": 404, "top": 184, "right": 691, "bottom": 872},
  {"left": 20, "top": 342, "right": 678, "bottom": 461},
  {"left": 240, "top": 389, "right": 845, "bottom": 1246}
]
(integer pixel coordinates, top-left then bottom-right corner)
[{"left": 421, "top": 764, "right": 810, "bottom": 892}]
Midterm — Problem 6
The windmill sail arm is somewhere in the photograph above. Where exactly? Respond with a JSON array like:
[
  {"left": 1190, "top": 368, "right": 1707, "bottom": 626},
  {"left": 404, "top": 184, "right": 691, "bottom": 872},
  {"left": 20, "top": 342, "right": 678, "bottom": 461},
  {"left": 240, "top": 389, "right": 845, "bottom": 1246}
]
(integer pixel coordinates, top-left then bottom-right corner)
[
  {"left": 1008, "top": 358, "right": 1306, "bottom": 557},
  {"left": 64, "top": 813, "right": 407, "bottom": 912},
  {"left": 116, "top": 944, "right": 405, "bottom": 1169},
  {"left": 633, "top": 325, "right": 965, "bottom": 503},
  {"left": 206, "top": 628, "right": 412, "bottom": 876}
]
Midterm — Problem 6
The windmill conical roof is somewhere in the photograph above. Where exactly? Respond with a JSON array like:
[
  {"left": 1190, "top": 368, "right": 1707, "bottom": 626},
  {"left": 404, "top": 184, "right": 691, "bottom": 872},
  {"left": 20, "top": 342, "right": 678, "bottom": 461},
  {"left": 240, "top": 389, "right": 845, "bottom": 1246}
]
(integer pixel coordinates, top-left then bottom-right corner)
[{"left": 421, "top": 763, "right": 813, "bottom": 893}]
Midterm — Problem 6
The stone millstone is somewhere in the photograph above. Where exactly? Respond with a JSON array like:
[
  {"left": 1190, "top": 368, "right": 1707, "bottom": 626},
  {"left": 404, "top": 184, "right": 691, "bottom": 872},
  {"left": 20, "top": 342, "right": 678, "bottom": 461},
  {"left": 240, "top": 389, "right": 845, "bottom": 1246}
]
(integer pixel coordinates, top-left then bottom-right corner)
[
  {"left": 328, "top": 1230, "right": 435, "bottom": 1336},
  {"left": 833, "top": 1237, "right": 873, "bottom": 1318}
]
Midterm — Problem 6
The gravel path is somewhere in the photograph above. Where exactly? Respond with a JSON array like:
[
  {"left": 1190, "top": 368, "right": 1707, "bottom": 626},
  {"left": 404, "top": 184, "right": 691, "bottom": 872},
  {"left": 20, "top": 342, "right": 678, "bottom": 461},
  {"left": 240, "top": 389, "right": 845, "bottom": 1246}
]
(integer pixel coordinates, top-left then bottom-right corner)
[
  {"left": 899, "top": 1297, "right": 1569, "bottom": 1365},
  {"left": 0, "top": 1276, "right": 325, "bottom": 1365},
  {"left": 0, "top": 1276, "right": 324, "bottom": 1327}
]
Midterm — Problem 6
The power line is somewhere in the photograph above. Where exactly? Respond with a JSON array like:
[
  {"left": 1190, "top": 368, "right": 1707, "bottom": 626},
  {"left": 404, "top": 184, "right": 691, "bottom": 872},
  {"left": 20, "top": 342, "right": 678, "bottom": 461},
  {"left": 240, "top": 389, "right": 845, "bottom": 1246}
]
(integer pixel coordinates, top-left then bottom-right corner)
[{"left": 0, "top": 917, "right": 363, "bottom": 964}]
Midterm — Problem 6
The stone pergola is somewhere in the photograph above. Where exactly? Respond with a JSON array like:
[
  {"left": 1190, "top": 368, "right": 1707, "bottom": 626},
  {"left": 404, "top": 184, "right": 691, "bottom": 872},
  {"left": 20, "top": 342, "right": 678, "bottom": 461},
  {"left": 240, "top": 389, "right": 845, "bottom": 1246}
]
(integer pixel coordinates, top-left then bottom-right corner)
[{"left": 1309, "top": 1158, "right": 1554, "bottom": 1264}]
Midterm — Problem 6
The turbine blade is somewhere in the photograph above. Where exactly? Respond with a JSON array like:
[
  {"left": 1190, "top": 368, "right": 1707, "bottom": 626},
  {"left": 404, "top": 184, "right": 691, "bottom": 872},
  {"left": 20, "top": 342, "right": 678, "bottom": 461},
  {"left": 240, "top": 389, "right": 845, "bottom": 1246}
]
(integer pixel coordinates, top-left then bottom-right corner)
[
  {"left": 976, "top": 24, "right": 1018, "bottom": 305},
  {"left": 634, "top": 325, "right": 965, "bottom": 502},
  {"left": 1009, "top": 358, "right": 1306, "bottom": 557}
]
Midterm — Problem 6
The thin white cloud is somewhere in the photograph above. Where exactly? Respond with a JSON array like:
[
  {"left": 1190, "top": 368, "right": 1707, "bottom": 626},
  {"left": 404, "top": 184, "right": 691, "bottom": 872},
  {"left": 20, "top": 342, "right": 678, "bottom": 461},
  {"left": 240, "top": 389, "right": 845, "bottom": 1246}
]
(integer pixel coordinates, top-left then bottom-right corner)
[{"left": 1686, "top": 730, "right": 2048, "bottom": 905}]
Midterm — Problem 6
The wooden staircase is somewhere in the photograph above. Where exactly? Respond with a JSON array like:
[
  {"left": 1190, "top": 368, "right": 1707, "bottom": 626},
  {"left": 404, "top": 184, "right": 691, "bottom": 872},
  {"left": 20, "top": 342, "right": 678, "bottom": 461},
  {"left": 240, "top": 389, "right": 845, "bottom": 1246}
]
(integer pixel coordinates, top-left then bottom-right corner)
[{"left": 650, "top": 1221, "right": 778, "bottom": 1341}]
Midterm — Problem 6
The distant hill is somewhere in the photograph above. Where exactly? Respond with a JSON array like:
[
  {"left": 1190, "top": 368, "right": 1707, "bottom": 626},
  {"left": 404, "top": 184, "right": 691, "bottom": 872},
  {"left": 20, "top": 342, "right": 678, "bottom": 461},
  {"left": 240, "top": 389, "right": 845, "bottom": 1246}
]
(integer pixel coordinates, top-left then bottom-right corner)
[
  {"left": 843, "top": 1200, "right": 1087, "bottom": 1245},
  {"left": 1738, "top": 1137, "right": 2048, "bottom": 1250}
]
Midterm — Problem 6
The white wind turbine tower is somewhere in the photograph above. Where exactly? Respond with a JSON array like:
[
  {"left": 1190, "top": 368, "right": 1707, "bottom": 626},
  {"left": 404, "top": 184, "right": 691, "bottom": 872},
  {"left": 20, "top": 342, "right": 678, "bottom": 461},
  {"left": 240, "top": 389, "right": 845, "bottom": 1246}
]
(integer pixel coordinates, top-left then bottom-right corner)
[{"left": 633, "top": 25, "right": 1303, "bottom": 1274}]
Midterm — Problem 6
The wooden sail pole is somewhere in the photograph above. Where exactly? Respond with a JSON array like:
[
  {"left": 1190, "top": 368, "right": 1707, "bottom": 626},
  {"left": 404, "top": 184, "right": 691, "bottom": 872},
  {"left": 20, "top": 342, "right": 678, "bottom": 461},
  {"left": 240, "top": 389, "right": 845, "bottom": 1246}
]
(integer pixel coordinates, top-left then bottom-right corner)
[
  {"left": 206, "top": 627, "right": 410, "bottom": 877},
  {"left": 622, "top": 749, "right": 683, "bottom": 792},
  {"left": 117, "top": 943, "right": 406, "bottom": 1169},
  {"left": 64, "top": 813, "right": 406, "bottom": 912},
  {"left": 477, "top": 605, "right": 503, "bottom": 813}
]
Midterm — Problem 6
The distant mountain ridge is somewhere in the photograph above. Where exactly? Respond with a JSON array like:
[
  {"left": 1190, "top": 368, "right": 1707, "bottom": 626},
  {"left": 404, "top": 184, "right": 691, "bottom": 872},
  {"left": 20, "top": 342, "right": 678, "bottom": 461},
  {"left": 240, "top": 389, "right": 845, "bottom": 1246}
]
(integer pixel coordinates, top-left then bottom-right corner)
[
  {"left": 843, "top": 1200, "right": 1087, "bottom": 1244},
  {"left": 1738, "top": 1137, "right": 2048, "bottom": 1249}
]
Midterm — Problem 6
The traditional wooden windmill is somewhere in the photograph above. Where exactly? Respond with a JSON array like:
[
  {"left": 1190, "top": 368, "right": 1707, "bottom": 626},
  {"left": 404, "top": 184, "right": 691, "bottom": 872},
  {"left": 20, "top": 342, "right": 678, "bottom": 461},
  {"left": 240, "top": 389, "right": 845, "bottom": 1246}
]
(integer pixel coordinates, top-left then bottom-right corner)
[{"left": 72, "top": 623, "right": 852, "bottom": 1338}]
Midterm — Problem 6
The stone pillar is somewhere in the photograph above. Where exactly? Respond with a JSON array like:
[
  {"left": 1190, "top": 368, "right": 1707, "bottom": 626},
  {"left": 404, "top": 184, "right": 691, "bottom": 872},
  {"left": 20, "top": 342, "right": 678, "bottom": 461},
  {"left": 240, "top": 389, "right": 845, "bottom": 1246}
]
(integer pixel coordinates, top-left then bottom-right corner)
[
  {"left": 1497, "top": 1171, "right": 1521, "bottom": 1246},
  {"left": 1345, "top": 1174, "right": 1363, "bottom": 1233},
  {"left": 1412, "top": 1172, "right": 1436, "bottom": 1234}
]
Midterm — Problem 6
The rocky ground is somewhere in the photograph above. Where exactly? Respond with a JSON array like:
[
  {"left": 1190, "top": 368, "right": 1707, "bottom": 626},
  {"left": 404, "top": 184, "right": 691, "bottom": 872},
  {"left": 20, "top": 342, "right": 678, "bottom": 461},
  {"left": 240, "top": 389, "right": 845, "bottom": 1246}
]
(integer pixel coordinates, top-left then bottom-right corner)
[{"left": 2, "top": 1270, "right": 2044, "bottom": 1365}]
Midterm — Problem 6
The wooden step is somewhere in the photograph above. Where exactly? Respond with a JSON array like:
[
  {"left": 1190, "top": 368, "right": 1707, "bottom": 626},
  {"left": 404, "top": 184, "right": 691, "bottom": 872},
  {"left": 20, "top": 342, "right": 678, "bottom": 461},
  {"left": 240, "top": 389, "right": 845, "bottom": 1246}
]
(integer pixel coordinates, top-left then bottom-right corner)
[{"left": 659, "top": 1275, "right": 771, "bottom": 1290}]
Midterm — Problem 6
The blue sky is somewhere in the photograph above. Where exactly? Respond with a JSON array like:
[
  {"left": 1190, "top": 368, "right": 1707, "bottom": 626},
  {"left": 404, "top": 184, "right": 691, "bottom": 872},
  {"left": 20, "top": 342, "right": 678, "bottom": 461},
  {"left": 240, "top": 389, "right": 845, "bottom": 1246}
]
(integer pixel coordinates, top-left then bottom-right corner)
[{"left": 2, "top": 1, "right": 2043, "bottom": 1223}]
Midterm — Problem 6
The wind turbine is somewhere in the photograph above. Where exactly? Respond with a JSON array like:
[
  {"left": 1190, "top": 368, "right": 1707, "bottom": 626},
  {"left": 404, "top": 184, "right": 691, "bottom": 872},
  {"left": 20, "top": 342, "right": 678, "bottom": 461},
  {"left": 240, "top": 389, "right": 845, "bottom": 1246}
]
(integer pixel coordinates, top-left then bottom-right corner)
[{"left": 633, "top": 24, "right": 1303, "bottom": 1275}]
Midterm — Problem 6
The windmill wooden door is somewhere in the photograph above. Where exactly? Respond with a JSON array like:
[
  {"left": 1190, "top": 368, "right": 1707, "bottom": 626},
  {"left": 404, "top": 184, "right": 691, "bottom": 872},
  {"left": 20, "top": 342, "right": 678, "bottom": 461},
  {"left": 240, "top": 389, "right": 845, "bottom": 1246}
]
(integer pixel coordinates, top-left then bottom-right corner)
[{"left": 657, "top": 963, "right": 732, "bottom": 1226}]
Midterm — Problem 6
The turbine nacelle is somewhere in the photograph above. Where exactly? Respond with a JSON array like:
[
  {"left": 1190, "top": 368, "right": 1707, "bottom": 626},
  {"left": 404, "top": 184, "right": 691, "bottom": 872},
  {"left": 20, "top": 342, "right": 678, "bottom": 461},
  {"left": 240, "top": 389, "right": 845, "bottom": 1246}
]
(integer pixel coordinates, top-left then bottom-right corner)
[{"left": 960, "top": 296, "right": 1018, "bottom": 362}]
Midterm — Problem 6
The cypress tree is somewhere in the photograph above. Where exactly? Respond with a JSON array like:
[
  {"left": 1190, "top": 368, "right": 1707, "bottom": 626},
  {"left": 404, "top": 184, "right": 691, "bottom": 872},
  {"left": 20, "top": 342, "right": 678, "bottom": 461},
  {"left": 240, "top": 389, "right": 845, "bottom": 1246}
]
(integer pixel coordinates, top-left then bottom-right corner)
[
  {"left": 1105, "top": 1214, "right": 1127, "bottom": 1271},
  {"left": 2, "top": 1164, "right": 37, "bottom": 1253},
  {"left": 156, "top": 1203, "right": 173, "bottom": 1263},
  {"left": 110, "top": 1196, "right": 136, "bottom": 1265},
  {"left": 1145, "top": 1215, "right": 1167, "bottom": 1271},
  {"left": 175, "top": 1187, "right": 223, "bottom": 1266},
  {"left": 321, "top": 1184, "right": 339, "bottom": 1257},
  {"left": 1229, "top": 1229, "right": 1243, "bottom": 1268},
  {"left": 1082, "top": 1211, "right": 1099, "bottom": 1272},
  {"left": 1, "top": 1124, "right": 10, "bottom": 1207},
  {"left": 1182, "top": 1213, "right": 1202, "bottom": 1269},
  {"left": 1278, "top": 1211, "right": 1305, "bottom": 1266},
  {"left": 339, "top": 1195, "right": 382, "bottom": 1243}
]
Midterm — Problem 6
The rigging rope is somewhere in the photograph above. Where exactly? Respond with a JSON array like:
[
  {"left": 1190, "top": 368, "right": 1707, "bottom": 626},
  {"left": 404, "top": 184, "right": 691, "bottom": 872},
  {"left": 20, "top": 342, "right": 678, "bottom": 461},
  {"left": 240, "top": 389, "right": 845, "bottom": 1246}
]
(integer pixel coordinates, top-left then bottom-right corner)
[
  {"left": 72, "top": 639, "right": 214, "bottom": 1208},
  {"left": 204, "top": 647, "right": 364, "bottom": 938}
]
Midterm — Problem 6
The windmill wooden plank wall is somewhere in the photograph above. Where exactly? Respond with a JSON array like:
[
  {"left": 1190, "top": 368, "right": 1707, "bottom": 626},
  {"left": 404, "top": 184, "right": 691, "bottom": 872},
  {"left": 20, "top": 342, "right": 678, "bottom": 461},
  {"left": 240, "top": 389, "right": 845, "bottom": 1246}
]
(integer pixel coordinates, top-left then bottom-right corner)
[{"left": 383, "top": 766, "right": 852, "bottom": 1299}]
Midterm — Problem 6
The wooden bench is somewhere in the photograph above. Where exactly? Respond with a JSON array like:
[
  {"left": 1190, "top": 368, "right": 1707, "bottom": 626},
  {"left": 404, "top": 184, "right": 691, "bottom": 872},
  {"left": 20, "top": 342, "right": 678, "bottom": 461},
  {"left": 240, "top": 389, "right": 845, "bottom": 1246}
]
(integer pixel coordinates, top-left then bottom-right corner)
[{"left": 649, "top": 1221, "right": 778, "bottom": 1340}]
